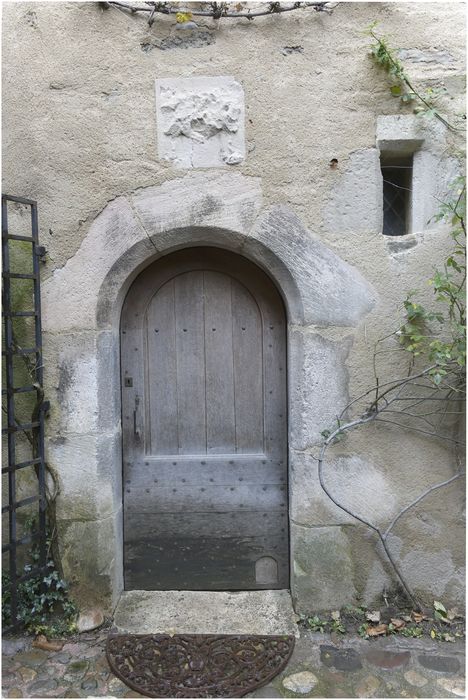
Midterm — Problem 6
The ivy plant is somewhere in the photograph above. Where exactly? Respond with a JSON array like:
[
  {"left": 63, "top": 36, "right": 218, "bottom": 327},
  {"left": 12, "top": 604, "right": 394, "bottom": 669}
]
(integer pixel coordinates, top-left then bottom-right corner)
[
  {"left": 398, "top": 176, "right": 466, "bottom": 387},
  {"left": 2, "top": 519, "right": 78, "bottom": 637}
]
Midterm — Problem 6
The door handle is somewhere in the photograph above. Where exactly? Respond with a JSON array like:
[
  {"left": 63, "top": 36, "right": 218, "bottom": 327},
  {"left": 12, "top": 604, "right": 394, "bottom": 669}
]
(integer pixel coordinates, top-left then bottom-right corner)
[{"left": 133, "top": 395, "right": 142, "bottom": 440}]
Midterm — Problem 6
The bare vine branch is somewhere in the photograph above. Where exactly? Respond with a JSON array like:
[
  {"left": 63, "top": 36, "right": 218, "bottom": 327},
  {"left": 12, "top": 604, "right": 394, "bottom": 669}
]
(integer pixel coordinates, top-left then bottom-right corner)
[
  {"left": 318, "top": 393, "right": 464, "bottom": 609},
  {"left": 102, "top": 0, "right": 338, "bottom": 24},
  {"left": 383, "top": 472, "right": 463, "bottom": 539}
]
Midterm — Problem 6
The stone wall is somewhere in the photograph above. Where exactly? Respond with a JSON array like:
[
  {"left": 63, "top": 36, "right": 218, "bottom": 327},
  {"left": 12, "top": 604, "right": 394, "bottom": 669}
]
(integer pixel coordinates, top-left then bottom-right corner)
[{"left": 2, "top": 1, "right": 465, "bottom": 613}]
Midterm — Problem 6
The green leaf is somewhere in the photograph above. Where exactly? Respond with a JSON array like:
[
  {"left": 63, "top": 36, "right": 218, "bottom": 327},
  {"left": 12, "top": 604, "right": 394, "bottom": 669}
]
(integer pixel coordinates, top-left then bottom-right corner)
[
  {"left": 434, "top": 600, "right": 447, "bottom": 614},
  {"left": 390, "top": 85, "right": 402, "bottom": 96}
]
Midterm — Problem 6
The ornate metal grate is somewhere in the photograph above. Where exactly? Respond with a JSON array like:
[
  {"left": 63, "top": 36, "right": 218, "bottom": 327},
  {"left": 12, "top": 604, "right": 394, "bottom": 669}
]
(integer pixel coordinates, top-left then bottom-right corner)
[
  {"left": 107, "top": 633, "right": 295, "bottom": 698},
  {"left": 2, "top": 194, "right": 48, "bottom": 630}
]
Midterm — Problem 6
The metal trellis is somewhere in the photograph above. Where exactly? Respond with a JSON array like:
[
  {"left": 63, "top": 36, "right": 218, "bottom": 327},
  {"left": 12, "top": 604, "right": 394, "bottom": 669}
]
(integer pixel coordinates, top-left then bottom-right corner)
[{"left": 2, "top": 194, "right": 48, "bottom": 630}]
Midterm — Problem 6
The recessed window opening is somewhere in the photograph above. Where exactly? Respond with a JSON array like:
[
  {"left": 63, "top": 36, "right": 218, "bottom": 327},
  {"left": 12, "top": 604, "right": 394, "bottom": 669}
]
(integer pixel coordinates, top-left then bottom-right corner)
[{"left": 380, "top": 152, "right": 414, "bottom": 236}]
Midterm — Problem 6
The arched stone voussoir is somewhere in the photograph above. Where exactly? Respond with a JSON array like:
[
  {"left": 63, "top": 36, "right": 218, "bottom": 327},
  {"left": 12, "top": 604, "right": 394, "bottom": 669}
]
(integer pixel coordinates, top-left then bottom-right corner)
[
  {"left": 42, "top": 195, "right": 153, "bottom": 334},
  {"left": 129, "top": 170, "right": 263, "bottom": 238},
  {"left": 247, "top": 205, "right": 377, "bottom": 327},
  {"left": 42, "top": 171, "right": 264, "bottom": 334},
  {"left": 96, "top": 226, "right": 263, "bottom": 331}
]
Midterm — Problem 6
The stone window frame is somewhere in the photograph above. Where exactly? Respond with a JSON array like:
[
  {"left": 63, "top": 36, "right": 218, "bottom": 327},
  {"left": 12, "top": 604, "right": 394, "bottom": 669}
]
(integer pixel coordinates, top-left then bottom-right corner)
[{"left": 376, "top": 115, "right": 459, "bottom": 238}]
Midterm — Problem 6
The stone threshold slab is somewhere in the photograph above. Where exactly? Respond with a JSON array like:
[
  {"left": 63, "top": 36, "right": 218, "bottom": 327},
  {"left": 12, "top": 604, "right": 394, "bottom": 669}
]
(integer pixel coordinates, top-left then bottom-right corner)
[{"left": 113, "top": 590, "right": 299, "bottom": 637}]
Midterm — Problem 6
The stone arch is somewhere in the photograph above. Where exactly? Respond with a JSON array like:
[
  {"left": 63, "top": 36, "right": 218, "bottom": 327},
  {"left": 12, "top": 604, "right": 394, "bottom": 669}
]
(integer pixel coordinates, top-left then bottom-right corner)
[
  {"left": 41, "top": 171, "right": 375, "bottom": 611},
  {"left": 96, "top": 226, "right": 304, "bottom": 333}
]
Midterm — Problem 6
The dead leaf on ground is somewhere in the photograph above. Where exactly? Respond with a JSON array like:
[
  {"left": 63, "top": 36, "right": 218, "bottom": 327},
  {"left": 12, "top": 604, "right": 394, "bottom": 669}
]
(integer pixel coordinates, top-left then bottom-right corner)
[
  {"left": 411, "top": 611, "right": 426, "bottom": 623},
  {"left": 447, "top": 608, "right": 461, "bottom": 621},
  {"left": 32, "top": 635, "right": 64, "bottom": 652},
  {"left": 366, "top": 610, "right": 381, "bottom": 623},
  {"left": 443, "top": 633, "right": 456, "bottom": 642},
  {"left": 390, "top": 618, "right": 406, "bottom": 630},
  {"left": 366, "top": 624, "right": 388, "bottom": 636}
]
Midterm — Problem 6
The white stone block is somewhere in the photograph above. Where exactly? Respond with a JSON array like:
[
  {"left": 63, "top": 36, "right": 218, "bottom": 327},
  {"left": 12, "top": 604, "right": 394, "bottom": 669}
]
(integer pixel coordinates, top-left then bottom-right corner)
[
  {"left": 289, "top": 329, "right": 353, "bottom": 449},
  {"left": 323, "top": 149, "right": 383, "bottom": 234},
  {"left": 155, "top": 76, "right": 245, "bottom": 168}
]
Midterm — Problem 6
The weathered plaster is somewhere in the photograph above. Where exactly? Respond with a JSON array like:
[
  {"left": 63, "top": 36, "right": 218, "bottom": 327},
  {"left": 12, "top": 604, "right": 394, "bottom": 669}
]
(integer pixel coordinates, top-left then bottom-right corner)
[{"left": 2, "top": 1, "right": 465, "bottom": 613}]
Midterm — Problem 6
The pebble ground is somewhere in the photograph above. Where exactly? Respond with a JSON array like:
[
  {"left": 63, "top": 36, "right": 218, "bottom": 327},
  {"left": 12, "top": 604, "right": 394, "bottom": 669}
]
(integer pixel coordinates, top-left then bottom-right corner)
[{"left": 2, "top": 628, "right": 465, "bottom": 698}]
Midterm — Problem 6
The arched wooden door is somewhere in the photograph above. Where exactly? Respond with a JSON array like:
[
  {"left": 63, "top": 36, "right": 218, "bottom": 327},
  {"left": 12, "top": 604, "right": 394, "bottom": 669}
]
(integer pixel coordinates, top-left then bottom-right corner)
[{"left": 121, "top": 248, "right": 288, "bottom": 590}]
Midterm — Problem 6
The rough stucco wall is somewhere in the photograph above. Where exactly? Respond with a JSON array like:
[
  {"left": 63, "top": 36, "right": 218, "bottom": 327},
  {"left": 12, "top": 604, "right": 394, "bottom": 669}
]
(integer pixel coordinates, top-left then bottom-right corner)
[{"left": 2, "top": 1, "right": 465, "bottom": 612}]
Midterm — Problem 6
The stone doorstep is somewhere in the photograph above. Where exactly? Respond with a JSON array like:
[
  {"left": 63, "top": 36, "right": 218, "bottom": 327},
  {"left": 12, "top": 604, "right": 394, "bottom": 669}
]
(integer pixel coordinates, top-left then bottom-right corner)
[{"left": 113, "top": 589, "right": 299, "bottom": 637}]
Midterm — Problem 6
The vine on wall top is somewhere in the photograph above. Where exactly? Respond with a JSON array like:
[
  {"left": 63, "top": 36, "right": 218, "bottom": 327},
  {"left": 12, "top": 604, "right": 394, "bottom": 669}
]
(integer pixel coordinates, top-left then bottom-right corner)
[{"left": 99, "top": 1, "right": 338, "bottom": 27}]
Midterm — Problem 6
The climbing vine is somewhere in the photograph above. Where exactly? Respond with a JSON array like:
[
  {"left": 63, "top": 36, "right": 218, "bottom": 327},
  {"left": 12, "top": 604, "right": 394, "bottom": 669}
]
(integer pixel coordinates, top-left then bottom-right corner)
[
  {"left": 367, "top": 24, "right": 464, "bottom": 132},
  {"left": 317, "top": 29, "right": 466, "bottom": 610}
]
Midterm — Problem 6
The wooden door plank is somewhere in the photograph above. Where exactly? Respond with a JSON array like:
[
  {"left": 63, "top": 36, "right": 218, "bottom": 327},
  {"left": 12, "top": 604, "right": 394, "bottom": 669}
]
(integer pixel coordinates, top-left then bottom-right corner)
[
  {"left": 124, "top": 532, "right": 289, "bottom": 590},
  {"left": 121, "top": 318, "right": 146, "bottom": 462},
  {"left": 174, "top": 271, "right": 206, "bottom": 454},
  {"left": 263, "top": 301, "right": 288, "bottom": 460},
  {"left": 125, "top": 482, "right": 288, "bottom": 513},
  {"left": 125, "top": 457, "right": 286, "bottom": 487},
  {"left": 204, "top": 272, "right": 236, "bottom": 453},
  {"left": 146, "top": 279, "right": 178, "bottom": 454},
  {"left": 125, "top": 510, "right": 289, "bottom": 539},
  {"left": 231, "top": 279, "right": 264, "bottom": 453}
]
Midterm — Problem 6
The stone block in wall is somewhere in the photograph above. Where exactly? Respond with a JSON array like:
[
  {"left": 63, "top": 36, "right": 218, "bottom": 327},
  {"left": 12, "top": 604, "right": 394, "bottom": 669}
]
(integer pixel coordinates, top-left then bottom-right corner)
[
  {"left": 248, "top": 205, "right": 376, "bottom": 326},
  {"left": 289, "top": 329, "right": 352, "bottom": 450},
  {"left": 323, "top": 149, "right": 382, "bottom": 234},
  {"left": 290, "top": 451, "right": 354, "bottom": 527},
  {"left": 42, "top": 332, "right": 95, "bottom": 436},
  {"left": 57, "top": 509, "right": 123, "bottom": 612},
  {"left": 155, "top": 76, "right": 245, "bottom": 168},
  {"left": 42, "top": 196, "right": 154, "bottom": 334},
  {"left": 48, "top": 432, "right": 119, "bottom": 522},
  {"left": 291, "top": 523, "right": 356, "bottom": 613},
  {"left": 310, "top": 452, "right": 400, "bottom": 528},
  {"left": 130, "top": 171, "right": 262, "bottom": 243},
  {"left": 43, "top": 330, "right": 121, "bottom": 436}
]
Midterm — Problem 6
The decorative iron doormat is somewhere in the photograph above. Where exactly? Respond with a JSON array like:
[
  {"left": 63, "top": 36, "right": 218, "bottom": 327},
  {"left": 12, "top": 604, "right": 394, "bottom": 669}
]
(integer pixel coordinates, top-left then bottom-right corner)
[{"left": 106, "top": 633, "right": 295, "bottom": 698}]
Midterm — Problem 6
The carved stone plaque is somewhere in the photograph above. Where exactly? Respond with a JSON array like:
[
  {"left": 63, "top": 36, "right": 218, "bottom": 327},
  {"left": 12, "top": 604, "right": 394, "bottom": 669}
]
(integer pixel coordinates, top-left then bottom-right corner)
[{"left": 155, "top": 76, "right": 245, "bottom": 168}]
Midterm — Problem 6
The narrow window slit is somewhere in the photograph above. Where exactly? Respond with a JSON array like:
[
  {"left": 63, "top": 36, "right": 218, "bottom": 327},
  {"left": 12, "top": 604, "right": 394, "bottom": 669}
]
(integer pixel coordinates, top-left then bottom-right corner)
[{"left": 380, "top": 152, "right": 413, "bottom": 236}]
